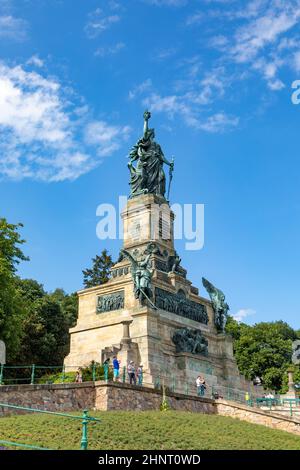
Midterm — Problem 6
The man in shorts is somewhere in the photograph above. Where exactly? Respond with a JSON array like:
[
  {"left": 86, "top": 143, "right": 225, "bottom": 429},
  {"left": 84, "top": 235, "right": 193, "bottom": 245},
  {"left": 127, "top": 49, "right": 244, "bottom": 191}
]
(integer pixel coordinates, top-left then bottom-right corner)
[{"left": 112, "top": 356, "right": 120, "bottom": 382}]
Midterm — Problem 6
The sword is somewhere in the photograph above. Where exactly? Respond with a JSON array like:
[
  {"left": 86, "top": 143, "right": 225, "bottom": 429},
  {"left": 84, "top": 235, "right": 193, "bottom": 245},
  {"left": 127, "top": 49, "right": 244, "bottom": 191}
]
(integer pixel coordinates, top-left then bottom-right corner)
[
  {"left": 167, "top": 156, "right": 174, "bottom": 201},
  {"left": 140, "top": 288, "right": 157, "bottom": 310}
]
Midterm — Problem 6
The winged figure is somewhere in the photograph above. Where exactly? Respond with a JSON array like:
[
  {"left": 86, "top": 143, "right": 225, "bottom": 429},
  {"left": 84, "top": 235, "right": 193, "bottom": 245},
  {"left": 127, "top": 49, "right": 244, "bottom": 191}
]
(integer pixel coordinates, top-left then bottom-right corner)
[
  {"left": 202, "top": 277, "right": 229, "bottom": 333},
  {"left": 121, "top": 249, "right": 154, "bottom": 306}
]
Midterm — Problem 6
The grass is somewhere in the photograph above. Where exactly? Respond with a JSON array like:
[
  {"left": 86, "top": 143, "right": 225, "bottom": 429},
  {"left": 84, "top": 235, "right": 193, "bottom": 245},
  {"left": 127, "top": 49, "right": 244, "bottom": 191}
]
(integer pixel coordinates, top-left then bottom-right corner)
[{"left": 0, "top": 411, "right": 300, "bottom": 450}]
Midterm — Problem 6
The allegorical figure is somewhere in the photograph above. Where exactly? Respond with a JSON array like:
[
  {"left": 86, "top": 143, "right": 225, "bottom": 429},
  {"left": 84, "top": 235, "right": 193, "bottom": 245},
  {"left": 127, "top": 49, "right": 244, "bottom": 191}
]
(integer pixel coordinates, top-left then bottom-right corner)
[
  {"left": 120, "top": 249, "right": 155, "bottom": 307},
  {"left": 128, "top": 110, "right": 174, "bottom": 198},
  {"left": 202, "top": 277, "right": 229, "bottom": 333}
]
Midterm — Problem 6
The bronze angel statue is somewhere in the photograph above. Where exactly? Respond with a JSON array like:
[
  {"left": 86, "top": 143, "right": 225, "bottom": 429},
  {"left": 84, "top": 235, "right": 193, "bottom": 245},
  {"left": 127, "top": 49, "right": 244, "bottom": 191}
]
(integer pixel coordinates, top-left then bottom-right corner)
[
  {"left": 202, "top": 277, "right": 229, "bottom": 333},
  {"left": 121, "top": 248, "right": 156, "bottom": 308}
]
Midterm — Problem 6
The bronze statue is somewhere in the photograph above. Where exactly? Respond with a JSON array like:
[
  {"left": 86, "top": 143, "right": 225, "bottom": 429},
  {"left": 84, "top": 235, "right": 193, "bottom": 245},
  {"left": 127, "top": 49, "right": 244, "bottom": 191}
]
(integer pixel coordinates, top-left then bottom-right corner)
[
  {"left": 172, "top": 327, "right": 208, "bottom": 356},
  {"left": 121, "top": 248, "right": 156, "bottom": 308},
  {"left": 128, "top": 111, "right": 174, "bottom": 198},
  {"left": 202, "top": 277, "right": 229, "bottom": 333}
]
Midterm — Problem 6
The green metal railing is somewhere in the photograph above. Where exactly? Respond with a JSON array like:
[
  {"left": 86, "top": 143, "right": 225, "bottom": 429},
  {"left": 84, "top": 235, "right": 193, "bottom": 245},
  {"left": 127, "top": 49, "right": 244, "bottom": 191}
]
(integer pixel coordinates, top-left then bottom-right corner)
[
  {"left": 0, "top": 402, "right": 100, "bottom": 450},
  {"left": 0, "top": 363, "right": 110, "bottom": 386},
  {"left": 1, "top": 363, "right": 285, "bottom": 414}
]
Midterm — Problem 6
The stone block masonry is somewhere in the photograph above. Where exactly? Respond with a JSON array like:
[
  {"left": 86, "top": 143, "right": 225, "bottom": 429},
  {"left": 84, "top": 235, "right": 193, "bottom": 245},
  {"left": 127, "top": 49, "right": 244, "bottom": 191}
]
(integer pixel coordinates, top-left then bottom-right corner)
[
  {"left": 1, "top": 382, "right": 300, "bottom": 437},
  {"left": 0, "top": 381, "right": 215, "bottom": 416}
]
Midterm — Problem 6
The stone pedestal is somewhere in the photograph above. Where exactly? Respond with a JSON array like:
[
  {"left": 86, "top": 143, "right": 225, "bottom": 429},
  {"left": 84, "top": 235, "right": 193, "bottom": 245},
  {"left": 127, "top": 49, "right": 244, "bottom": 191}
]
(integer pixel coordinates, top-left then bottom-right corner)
[
  {"left": 64, "top": 194, "right": 258, "bottom": 397},
  {"left": 0, "top": 340, "right": 5, "bottom": 365},
  {"left": 281, "top": 369, "right": 297, "bottom": 399},
  {"left": 118, "top": 320, "right": 139, "bottom": 369}
]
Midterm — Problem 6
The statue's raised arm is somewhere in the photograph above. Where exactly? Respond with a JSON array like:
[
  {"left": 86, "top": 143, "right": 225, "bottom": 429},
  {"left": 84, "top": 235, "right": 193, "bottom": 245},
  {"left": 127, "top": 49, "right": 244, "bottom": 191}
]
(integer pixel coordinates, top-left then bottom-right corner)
[{"left": 143, "top": 110, "right": 151, "bottom": 138}]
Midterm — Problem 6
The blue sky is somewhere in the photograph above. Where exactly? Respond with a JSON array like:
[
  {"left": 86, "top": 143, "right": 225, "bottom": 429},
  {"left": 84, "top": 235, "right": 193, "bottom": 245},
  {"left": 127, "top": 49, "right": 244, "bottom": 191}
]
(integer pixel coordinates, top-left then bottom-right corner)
[{"left": 0, "top": 0, "right": 300, "bottom": 328}]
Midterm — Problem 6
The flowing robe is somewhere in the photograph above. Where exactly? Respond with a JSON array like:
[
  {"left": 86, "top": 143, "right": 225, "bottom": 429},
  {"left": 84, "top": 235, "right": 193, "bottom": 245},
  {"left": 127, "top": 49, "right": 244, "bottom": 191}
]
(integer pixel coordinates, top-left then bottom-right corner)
[{"left": 129, "top": 138, "right": 166, "bottom": 197}]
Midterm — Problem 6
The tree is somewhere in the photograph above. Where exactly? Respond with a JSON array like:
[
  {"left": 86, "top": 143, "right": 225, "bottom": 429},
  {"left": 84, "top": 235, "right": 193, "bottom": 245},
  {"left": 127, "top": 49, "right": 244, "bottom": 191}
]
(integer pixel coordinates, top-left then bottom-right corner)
[
  {"left": 48, "top": 288, "right": 78, "bottom": 328},
  {"left": 15, "top": 278, "right": 45, "bottom": 303},
  {"left": 0, "top": 219, "right": 29, "bottom": 359},
  {"left": 82, "top": 249, "right": 113, "bottom": 288},
  {"left": 14, "top": 282, "right": 79, "bottom": 366},
  {"left": 15, "top": 295, "right": 70, "bottom": 366},
  {"left": 226, "top": 319, "right": 297, "bottom": 391}
]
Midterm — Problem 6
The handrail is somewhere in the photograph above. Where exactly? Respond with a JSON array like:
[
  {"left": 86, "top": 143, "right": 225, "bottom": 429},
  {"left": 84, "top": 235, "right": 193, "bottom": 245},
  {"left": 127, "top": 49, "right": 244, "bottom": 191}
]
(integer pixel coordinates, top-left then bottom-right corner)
[
  {"left": 0, "top": 402, "right": 100, "bottom": 450},
  {"left": 0, "top": 440, "right": 51, "bottom": 450}
]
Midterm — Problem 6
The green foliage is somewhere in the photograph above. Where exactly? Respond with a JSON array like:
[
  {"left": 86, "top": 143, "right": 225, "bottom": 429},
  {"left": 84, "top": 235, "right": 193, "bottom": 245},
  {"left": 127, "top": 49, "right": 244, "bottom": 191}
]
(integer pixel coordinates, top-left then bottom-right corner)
[
  {"left": 160, "top": 384, "right": 171, "bottom": 411},
  {"left": 15, "top": 278, "right": 45, "bottom": 302},
  {"left": 6, "top": 280, "right": 78, "bottom": 374},
  {"left": 82, "top": 249, "right": 113, "bottom": 288},
  {"left": 37, "top": 361, "right": 112, "bottom": 384},
  {"left": 1, "top": 411, "right": 300, "bottom": 450},
  {"left": 38, "top": 371, "right": 77, "bottom": 384},
  {"left": 16, "top": 295, "right": 70, "bottom": 366},
  {"left": 226, "top": 318, "right": 298, "bottom": 391},
  {"left": 0, "top": 219, "right": 29, "bottom": 359},
  {"left": 160, "top": 397, "right": 171, "bottom": 411}
]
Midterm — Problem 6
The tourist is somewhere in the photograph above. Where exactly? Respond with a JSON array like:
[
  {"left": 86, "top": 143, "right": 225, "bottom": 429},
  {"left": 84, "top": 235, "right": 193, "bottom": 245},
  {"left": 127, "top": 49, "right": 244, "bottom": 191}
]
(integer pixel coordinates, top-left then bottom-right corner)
[
  {"left": 196, "top": 375, "right": 206, "bottom": 396},
  {"left": 127, "top": 361, "right": 136, "bottom": 385},
  {"left": 75, "top": 368, "right": 83, "bottom": 383},
  {"left": 137, "top": 364, "right": 143, "bottom": 385},
  {"left": 112, "top": 356, "right": 120, "bottom": 382}
]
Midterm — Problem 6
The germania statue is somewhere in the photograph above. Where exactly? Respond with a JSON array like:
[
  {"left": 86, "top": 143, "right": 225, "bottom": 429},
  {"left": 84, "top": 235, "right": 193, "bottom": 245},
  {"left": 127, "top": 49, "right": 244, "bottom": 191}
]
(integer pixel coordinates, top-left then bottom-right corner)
[{"left": 128, "top": 111, "right": 174, "bottom": 199}]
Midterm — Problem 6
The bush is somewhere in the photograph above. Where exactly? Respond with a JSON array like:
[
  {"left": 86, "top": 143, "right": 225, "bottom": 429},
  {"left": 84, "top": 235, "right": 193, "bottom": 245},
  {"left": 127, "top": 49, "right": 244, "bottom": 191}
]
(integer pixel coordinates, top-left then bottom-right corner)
[
  {"left": 37, "top": 361, "right": 113, "bottom": 384},
  {"left": 38, "top": 372, "right": 76, "bottom": 384}
]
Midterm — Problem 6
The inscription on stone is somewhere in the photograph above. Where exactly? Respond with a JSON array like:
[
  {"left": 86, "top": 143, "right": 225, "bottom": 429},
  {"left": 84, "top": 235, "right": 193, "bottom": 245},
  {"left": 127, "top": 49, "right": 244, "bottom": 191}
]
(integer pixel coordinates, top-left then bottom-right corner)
[
  {"left": 97, "top": 291, "right": 124, "bottom": 313},
  {"left": 155, "top": 287, "right": 208, "bottom": 324}
]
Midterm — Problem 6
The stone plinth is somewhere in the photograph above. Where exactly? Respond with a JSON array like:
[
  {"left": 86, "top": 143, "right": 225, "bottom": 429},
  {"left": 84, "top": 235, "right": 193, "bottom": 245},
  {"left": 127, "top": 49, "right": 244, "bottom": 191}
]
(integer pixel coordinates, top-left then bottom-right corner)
[
  {"left": 0, "top": 340, "right": 5, "bottom": 365},
  {"left": 64, "top": 193, "right": 257, "bottom": 397}
]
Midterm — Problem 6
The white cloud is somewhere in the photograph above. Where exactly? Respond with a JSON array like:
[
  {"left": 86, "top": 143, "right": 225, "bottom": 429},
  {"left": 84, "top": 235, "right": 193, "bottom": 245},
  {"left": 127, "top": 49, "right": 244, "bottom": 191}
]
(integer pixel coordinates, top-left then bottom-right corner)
[
  {"left": 0, "top": 61, "right": 130, "bottom": 182},
  {"left": 186, "top": 11, "right": 203, "bottom": 26},
  {"left": 85, "top": 121, "right": 131, "bottom": 157},
  {"left": 293, "top": 50, "right": 300, "bottom": 71},
  {"left": 85, "top": 8, "right": 120, "bottom": 38},
  {"left": 153, "top": 47, "right": 178, "bottom": 61},
  {"left": 0, "top": 15, "right": 28, "bottom": 40},
  {"left": 231, "top": 9, "right": 300, "bottom": 63},
  {"left": 94, "top": 42, "right": 125, "bottom": 57},
  {"left": 142, "top": 92, "right": 239, "bottom": 132},
  {"left": 134, "top": 64, "right": 238, "bottom": 133},
  {"left": 233, "top": 308, "right": 256, "bottom": 323},
  {"left": 128, "top": 79, "right": 153, "bottom": 100},
  {"left": 26, "top": 55, "right": 44, "bottom": 68},
  {"left": 142, "top": 93, "right": 189, "bottom": 117},
  {"left": 197, "top": 112, "right": 239, "bottom": 132}
]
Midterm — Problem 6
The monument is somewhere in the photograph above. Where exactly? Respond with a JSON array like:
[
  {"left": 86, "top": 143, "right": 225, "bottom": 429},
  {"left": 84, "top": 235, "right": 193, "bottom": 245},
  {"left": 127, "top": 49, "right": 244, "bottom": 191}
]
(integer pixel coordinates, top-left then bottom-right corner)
[
  {"left": 64, "top": 111, "right": 258, "bottom": 395},
  {"left": 0, "top": 340, "right": 6, "bottom": 365}
]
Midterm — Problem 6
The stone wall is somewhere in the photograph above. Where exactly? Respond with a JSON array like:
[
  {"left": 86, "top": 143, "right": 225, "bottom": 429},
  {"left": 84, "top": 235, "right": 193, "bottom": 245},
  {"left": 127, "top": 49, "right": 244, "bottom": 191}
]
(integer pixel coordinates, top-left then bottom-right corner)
[
  {"left": 95, "top": 382, "right": 215, "bottom": 414},
  {"left": 0, "top": 382, "right": 95, "bottom": 416},
  {"left": 216, "top": 399, "right": 300, "bottom": 436},
  {"left": 0, "top": 381, "right": 214, "bottom": 417},
  {"left": 1, "top": 382, "right": 300, "bottom": 438}
]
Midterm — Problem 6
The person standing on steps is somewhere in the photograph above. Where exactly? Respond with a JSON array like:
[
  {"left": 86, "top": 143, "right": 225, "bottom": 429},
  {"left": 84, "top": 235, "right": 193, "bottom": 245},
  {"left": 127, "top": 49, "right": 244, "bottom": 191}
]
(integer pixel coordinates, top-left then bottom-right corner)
[
  {"left": 127, "top": 361, "right": 136, "bottom": 385},
  {"left": 196, "top": 375, "right": 206, "bottom": 397},
  {"left": 137, "top": 364, "right": 143, "bottom": 385},
  {"left": 112, "top": 356, "right": 120, "bottom": 382}
]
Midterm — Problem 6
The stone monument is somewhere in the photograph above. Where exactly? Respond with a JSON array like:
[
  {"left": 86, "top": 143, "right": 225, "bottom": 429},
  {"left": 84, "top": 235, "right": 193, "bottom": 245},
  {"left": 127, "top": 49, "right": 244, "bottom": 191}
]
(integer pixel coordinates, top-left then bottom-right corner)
[
  {"left": 64, "top": 111, "right": 258, "bottom": 395},
  {"left": 0, "top": 340, "right": 6, "bottom": 365}
]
